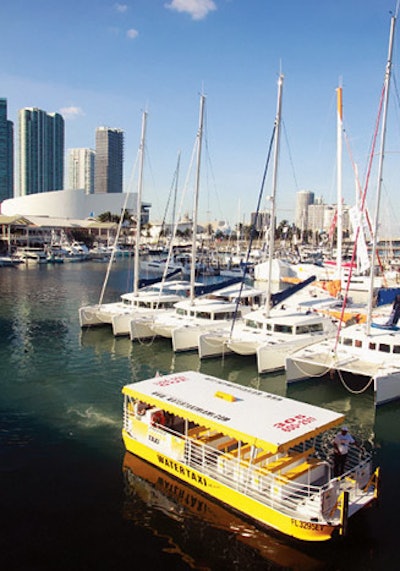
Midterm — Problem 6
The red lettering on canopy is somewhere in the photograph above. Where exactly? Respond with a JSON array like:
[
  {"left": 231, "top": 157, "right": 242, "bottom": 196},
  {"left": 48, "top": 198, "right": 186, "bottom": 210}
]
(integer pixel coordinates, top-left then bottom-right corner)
[
  {"left": 273, "top": 414, "right": 317, "bottom": 432},
  {"left": 153, "top": 375, "right": 189, "bottom": 387}
]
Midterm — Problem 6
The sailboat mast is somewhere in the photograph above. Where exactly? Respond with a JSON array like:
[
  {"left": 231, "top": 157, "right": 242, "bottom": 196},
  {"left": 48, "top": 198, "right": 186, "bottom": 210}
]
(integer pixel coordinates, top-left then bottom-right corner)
[
  {"left": 134, "top": 111, "right": 148, "bottom": 296},
  {"left": 336, "top": 85, "right": 343, "bottom": 282},
  {"left": 265, "top": 73, "right": 284, "bottom": 316},
  {"left": 190, "top": 94, "right": 206, "bottom": 302},
  {"left": 366, "top": 14, "right": 396, "bottom": 331}
]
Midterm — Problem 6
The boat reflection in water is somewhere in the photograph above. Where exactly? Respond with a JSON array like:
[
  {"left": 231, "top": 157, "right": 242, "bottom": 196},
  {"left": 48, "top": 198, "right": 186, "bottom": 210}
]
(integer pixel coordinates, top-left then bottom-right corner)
[{"left": 122, "top": 453, "right": 323, "bottom": 570}]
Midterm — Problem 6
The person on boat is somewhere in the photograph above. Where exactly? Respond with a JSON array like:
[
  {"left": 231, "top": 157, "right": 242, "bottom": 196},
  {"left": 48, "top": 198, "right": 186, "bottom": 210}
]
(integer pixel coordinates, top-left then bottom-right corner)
[{"left": 333, "top": 426, "right": 357, "bottom": 477}]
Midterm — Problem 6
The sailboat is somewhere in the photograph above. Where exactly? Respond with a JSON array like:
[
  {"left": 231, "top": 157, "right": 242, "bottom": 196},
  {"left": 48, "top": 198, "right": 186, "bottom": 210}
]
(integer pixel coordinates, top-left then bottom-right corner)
[
  {"left": 285, "top": 11, "right": 400, "bottom": 406},
  {"left": 199, "top": 74, "right": 337, "bottom": 373},
  {"left": 79, "top": 111, "right": 184, "bottom": 334},
  {"left": 129, "top": 94, "right": 253, "bottom": 351}
]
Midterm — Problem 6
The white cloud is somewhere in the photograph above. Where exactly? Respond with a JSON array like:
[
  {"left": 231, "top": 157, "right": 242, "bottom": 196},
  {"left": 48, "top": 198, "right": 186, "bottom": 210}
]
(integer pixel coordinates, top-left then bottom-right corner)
[
  {"left": 165, "top": 0, "right": 217, "bottom": 21},
  {"left": 59, "top": 106, "right": 85, "bottom": 120},
  {"left": 115, "top": 3, "right": 128, "bottom": 13},
  {"left": 126, "top": 28, "right": 139, "bottom": 39}
]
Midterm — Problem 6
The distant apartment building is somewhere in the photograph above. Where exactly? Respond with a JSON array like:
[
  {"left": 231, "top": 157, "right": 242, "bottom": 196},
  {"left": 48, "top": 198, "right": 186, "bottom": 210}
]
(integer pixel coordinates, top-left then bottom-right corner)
[
  {"left": 308, "top": 201, "right": 350, "bottom": 236},
  {"left": 68, "top": 148, "right": 95, "bottom": 195},
  {"left": 295, "top": 190, "right": 314, "bottom": 231},
  {"left": 94, "top": 127, "right": 123, "bottom": 194},
  {"left": 18, "top": 107, "right": 64, "bottom": 196},
  {"left": 0, "top": 98, "right": 14, "bottom": 202},
  {"left": 250, "top": 210, "right": 271, "bottom": 232},
  {"left": 307, "top": 197, "right": 325, "bottom": 234}
]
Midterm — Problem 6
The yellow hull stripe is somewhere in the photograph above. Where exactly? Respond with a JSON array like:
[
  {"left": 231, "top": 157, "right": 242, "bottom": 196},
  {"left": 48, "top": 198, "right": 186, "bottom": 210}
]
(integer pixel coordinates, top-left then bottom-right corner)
[{"left": 123, "top": 430, "right": 337, "bottom": 542}]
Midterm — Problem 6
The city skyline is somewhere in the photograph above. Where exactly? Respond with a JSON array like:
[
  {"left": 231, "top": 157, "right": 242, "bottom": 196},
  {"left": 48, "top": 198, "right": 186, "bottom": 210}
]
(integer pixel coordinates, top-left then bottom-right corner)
[{"left": 1, "top": 1, "right": 400, "bottom": 231}]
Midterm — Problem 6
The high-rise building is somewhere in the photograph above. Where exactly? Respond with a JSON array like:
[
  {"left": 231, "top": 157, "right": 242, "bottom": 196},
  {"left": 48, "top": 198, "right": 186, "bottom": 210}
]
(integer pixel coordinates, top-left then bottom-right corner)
[
  {"left": 68, "top": 148, "right": 95, "bottom": 195},
  {"left": 0, "top": 98, "right": 14, "bottom": 202},
  {"left": 295, "top": 190, "right": 314, "bottom": 231},
  {"left": 250, "top": 210, "right": 271, "bottom": 232},
  {"left": 94, "top": 127, "right": 124, "bottom": 194},
  {"left": 18, "top": 107, "right": 64, "bottom": 197}
]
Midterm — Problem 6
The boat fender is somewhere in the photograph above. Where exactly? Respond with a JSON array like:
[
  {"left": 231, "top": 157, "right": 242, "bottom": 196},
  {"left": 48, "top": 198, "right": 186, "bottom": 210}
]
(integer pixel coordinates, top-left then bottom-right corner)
[{"left": 151, "top": 410, "right": 166, "bottom": 426}]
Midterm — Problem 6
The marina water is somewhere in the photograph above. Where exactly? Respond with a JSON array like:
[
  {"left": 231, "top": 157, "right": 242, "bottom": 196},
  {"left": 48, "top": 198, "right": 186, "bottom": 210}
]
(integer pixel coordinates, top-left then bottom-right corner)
[{"left": 1, "top": 260, "right": 399, "bottom": 570}]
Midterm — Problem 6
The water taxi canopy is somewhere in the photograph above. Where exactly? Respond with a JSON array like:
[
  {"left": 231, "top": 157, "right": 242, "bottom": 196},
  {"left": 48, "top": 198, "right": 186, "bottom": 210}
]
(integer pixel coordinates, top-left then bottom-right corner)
[{"left": 122, "top": 371, "right": 344, "bottom": 453}]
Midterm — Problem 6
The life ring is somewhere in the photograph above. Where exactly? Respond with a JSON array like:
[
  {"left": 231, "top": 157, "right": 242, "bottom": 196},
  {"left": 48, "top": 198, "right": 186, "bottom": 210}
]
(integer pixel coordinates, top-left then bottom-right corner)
[{"left": 151, "top": 410, "right": 166, "bottom": 426}]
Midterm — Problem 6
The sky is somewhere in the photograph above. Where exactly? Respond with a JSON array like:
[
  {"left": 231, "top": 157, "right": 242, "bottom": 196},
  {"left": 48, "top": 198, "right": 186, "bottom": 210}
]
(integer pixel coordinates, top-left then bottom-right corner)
[{"left": 1, "top": 0, "right": 400, "bottom": 232}]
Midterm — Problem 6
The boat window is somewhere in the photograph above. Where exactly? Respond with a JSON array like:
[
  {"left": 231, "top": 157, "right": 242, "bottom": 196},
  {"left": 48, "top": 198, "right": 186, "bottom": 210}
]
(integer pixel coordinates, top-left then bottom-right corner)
[
  {"left": 354, "top": 340, "right": 362, "bottom": 348},
  {"left": 393, "top": 345, "right": 400, "bottom": 354},
  {"left": 215, "top": 312, "right": 232, "bottom": 320},
  {"left": 379, "top": 343, "right": 391, "bottom": 353},
  {"left": 343, "top": 338, "right": 352, "bottom": 346},
  {"left": 176, "top": 308, "right": 187, "bottom": 316},
  {"left": 194, "top": 311, "right": 211, "bottom": 319},
  {"left": 369, "top": 342, "right": 376, "bottom": 350},
  {"left": 246, "top": 320, "right": 259, "bottom": 329},
  {"left": 296, "top": 325, "right": 311, "bottom": 334},
  {"left": 274, "top": 324, "right": 293, "bottom": 334},
  {"left": 160, "top": 302, "right": 174, "bottom": 309},
  {"left": 294, "top": 323, "right": 323, "bottom": 335}
]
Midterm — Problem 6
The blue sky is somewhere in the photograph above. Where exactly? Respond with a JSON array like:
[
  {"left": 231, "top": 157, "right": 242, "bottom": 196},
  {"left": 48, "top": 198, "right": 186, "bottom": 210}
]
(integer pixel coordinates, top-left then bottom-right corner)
[{"left": 1, "top": 0, "right": 400, "bottom": 231}]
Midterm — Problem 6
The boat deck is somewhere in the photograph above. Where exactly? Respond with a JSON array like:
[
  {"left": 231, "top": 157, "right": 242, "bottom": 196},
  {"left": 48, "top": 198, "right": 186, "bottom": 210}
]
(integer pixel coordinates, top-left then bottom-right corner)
[{"left": 293, "top": 347, "right": 381, "bottom": 378}]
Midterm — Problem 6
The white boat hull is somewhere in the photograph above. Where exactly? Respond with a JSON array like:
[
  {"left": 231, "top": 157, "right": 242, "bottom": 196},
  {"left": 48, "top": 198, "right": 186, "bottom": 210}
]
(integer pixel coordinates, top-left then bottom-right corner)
[
  {"left": 112, "top": 313, "right": 135, "bottom": 336},
  {"left": 130, "top": 316, "right": 157, "bottom": 341},
  {"left": 172, "top": 322, "right": 232, "bottom": 353},
  {"left": 79, "top": 305, "right": 105, "bottom": 327},
  {"left": 257, "top": 334, "right": 331, "bottom": 374},
  {"left": 285, "top": 343, "right": 400, "bottom": 406},
  {"left": 198, "top": 330, "right": 232, "bottom": 359}
]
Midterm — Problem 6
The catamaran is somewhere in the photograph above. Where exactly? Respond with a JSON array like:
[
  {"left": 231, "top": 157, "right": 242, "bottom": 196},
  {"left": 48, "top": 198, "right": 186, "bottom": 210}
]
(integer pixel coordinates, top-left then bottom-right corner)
[
  {"left": 286, "top": 11, "right": 400, "bottom": 407},
  {"left": 122, "top": 370, "right": 379, "bottom": 541},
  {"left": 129, "top": 94, "right": 257, "bottom": 350},
  {"left": 199, "top": 75, "right": 338, "bottom": 372},
  {"left": 79, "top": 112, "right": 186, "bottom": 335}
]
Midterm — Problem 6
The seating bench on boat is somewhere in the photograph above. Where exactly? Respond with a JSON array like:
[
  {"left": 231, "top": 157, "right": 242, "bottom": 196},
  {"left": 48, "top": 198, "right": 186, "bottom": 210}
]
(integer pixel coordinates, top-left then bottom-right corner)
[
  {"left": 282, "top": 457, "right": 321, "bottom": 481},
  {"left": 252, "top": 450, "right": 274, "bottom": 465},
  {"left": 227, "top": 443, "right": 252, "bottom": 459},
  {"left": 198, "top": 431, "right": 225, "bottom": 444},
  {"left": 264, "top": 447, "right": 315, "bottom": 474},
  {"left": 188, "top": 425, "right": 208, "bottom": 438},
  {"left": 216, "top": 437, "right": 238, "bottom": 452}
]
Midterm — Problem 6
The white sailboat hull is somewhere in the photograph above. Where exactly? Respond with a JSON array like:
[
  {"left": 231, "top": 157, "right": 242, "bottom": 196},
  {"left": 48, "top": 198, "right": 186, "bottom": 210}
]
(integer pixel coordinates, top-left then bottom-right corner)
[
  {"left": 285, "top": 330, "right": 400, "bottom": 406},
  {"left": 257, "top": 334, "right": 331, "bottom": 374},
  {"left": 112, "top": 313, "right": 137, "bottom": 336},
  {"left": 172, "top": 322, "right": 232, "bottom": 353},
  {"left": 198, "top": 330, "right": 232, "bottom": 359},
  {"left": 130, "top": 316, "right": 157, "bottom": 341},
  {"left": 79, "top": 305, "right": 111, "bottom": 327}
]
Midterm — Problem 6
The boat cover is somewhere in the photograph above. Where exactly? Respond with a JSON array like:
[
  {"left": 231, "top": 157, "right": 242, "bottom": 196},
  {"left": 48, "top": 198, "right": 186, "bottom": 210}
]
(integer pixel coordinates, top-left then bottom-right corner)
[{"left": 123, "top": 371, "right": 343, "bottom": 453}]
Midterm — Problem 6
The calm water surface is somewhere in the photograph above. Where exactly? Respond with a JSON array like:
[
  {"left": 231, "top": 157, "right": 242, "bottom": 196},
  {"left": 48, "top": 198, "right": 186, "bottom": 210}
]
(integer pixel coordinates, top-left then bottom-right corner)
[{"left": 0, "top": 261, "right": 399, "bottom": 570}]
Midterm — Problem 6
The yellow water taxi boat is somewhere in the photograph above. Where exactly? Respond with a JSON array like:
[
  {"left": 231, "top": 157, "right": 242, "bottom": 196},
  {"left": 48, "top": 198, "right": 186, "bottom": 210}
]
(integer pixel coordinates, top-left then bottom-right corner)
[{"left": 122, "top": 371, "right": 379, "bottom": 542}]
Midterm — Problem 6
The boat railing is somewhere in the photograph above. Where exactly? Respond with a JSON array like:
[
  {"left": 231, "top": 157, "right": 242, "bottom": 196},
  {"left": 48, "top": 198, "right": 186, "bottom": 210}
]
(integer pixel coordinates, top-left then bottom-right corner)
[
  {"left": 123, "top": 404, "right": 374, "bottom": 522},
  {"left": 182, "top": 434, "right": 329, "bottom": 520}
]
